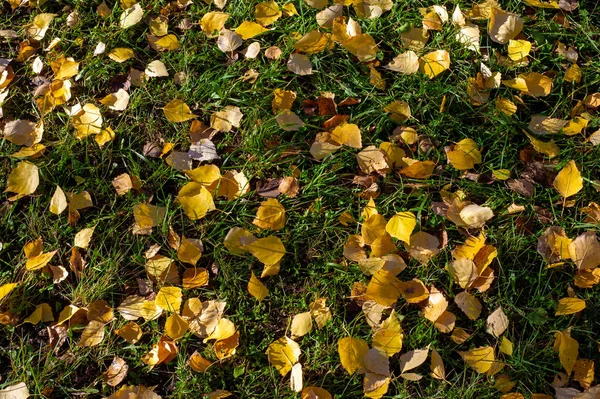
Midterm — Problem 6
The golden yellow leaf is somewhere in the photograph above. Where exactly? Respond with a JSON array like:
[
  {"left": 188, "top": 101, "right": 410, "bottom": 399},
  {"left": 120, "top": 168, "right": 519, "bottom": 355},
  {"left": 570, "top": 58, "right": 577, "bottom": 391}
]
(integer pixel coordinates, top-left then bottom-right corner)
[
  {"left": 235, "top": 21, "right": 269, "bottom": 40},
  {"left": 165, "top": 312, "right": 189, "bottom": 340},
  {"left": 291, "top": 311, "right": 313, "bottom": 339},
  {"left": 372, "top": 310, "right": 403, "bottom": 356},
  {"left": 115, "top": 321, "right": 143, "bottom": 343},
  {"left": 189, "top": 351, "right": 212, "bottom": 372},
  {"left": 399, "top": 159, "right": 436, "bottom": 179},
  {"left": 200, "top": 12, "right": 229, "bottom": 38},
  {"left": 56, "top": 304, "right": 81, "bottom": 325},
  {"left": 48, "top": 185, "right": 68, "bottom": 215},
  {"left": 556, "top": 297, "right": 586, "bottom": 315},
  {"left": 253, "top": 198, "right": 286, "bottom": 230},
  {"left": 553, "top": 329, "right": 579, "bottom": 374},
  {"left": 564, "top": 64, "right": 582, "bottom": 84},
  {"left": 563, "top": 117, "right": 588, "bottom": 136},
  {"left": 163, "top": 99, "right": 197, "bottom": 123},
  {"left": 366, "top": 269, "right": 402, "bottom": 306},
  {"left": 72, "top": 103, "right": 103, "bottom": 139},
  {"left": 459, "top": 346, "right": 495, "bottom": 373},
  {"left": 177, "top": 236, "right": 203, "bottom": 266},
  {"left": 0, "top": 283, "right": 18, "bottom": 302},
  {"left": 141, "top": 336, "right": 178, "bottom": 368},
  {"left": 422, "top": 285, "right": 448, "bottom": 322},
  {"left": 294, "top": 30, "right": 334, "bottom": 54},
  {"left": 266, "top": 336, "right": 301, "bottom": 376},
  {"left": 248, "top": 272, "right": 268, "bottom": 302},
  {"left": 499, "top": 337, "right": 513, "bottom": 356},
  {"left": 74, "top": 226, "right": 95, "bottom": 249},
  {"left": 488, "top": 8, "right": 523, "bottom": 44},
  {"left": 309, "top": 297, "right": 332, "bottom": 328},
  {"left": 108, "top": 47, "right": 135, "bottom": 63},
  {"left": 406, "top": 231, "right": 440, "bottom": 264},
  {"left": 204, "top": 318, "right": 236, "bottom": 343},
  {"left": 362, "top": 214, "right": 387, "bottom": 245},
  {"left": 330, "top": 122, "right": 362, "bottom": 148},
  {"left": 28, "top": 13, "right": 55, "bottom": 40},
  {"left": 454, "top": 291, "right": 482, "bottom": 320},
  {"left": 419, "top": 50, "right": 451, "bottom": 79},
  {"left": 507, "top": 39, "right": 531, "bottom": 61},
  {"left": 155, "top": 287, "right": 182, "bottom": 313},
  {"left": 255, "top": 1, "right": 281, "bottom": 26},
  {"left": 573, "top": 358, "right": 594, "bottom": 389},
  {"left": 177, "top": 182, "right": 216, "bottom": 220},
  {"left": 78, "top": 320, "right": 106, "bottom": 347},
  {"left": 26, "top": 250, "right": 57, "bottom": 271},
  {"left": 523, "top": 0, "right": 559, "bottom": 7},
  {"left": 385, "top": 212, "right": 416, "bottom": 244},
  {"left": 301, "top": 386, "right": 332, "bottom": 399},
  {"left": 384, "top": 100, "right": 411, "bottom": 123},
  {"left": 553, "top": 160, "right": 583, "bottom": 198},
  {"left": 182, "top": 267, "right": 209, "bottom": 289},
  {"left": 246, "top": 236, "right": 286, "bottom": 266},
  {"left": 524, "top": 132, "right": 560, "bottom": 158},
  {"left": 496, "top": 97, "right": 517, "bottom": 116},
  {"left": 338, "top": 336, "right": 369, "bottom": 374},
  {"left": 24, "top": 303, "right": 54, "bottom": 324},
  {"left": 6, "top": 161, "right": 39, "bottom": 199}
]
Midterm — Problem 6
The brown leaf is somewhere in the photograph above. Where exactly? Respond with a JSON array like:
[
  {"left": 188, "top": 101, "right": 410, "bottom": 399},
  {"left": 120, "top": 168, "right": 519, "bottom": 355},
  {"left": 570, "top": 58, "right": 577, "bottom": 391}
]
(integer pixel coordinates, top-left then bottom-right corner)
[{"left": 103, "top": 356, "right": 128, "bottom": 387}]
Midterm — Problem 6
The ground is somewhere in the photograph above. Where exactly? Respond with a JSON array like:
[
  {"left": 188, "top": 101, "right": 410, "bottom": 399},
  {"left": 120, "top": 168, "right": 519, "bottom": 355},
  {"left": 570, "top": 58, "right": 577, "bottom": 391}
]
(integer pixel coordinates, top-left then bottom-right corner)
[{"left": 1, "top": 0, "right": 600, "bottom": 398}]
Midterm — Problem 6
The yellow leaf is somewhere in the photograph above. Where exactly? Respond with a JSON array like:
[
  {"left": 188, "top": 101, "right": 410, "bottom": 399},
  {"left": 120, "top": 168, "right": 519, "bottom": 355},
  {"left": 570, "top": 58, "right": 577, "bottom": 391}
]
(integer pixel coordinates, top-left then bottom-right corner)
[
  {"left": 165, "top": 312, "right": 189, "bottom": 340},
  {"left": 26, "top": 250, "right": 57, "bottom": 271},
  {"left": 553, "top": 160, "right": 583, "bottom": 198},
  {"left": 189, "top": 351, "right": 212, "bottom": 372},
  {"left": 200, "top": 11, "right": 229, "bottom": 37},
  {"left": 564, "top": 64, "right": 582, "bottom": 84},
  {"left": 78, "top": 320, "right": 106, "bottom": 347},
  {"left": 553, "top": 329, "right": 579, "bottom": 374},
  {"left": 568, "top": 232, "right": 600, "bottom": 270},
  {"left": 507, "top": 39, "right": 531, "bottom": 61},
  {"left": 563, "top": 117, "right": 588, "bottom": 136},
  {"left": 573, "top": 359, "right": 594, "bottom": 390},
  {"left": 253, "top": 198, "right": 286, "bottom": 230},
  {"left": 163, "top": 99, "right": 197, "bottom": 123},
  {"left": 246, "top": 236, "right": 286, "bottom": 266},
  {"left": 337, "top": 336, "right": 369, "bottom": 374},
  {"left": 108, "top": 47, "right": 135, "bottom": 63},
  {"left": 5, "top": 161, "right": 39, "bottom": 199},
  {"left": 294, "top": 30, "right": 334, "bottom": 54},
  {"left": 422, "top": 286, "right": 448, "bottom": 322},
  {"left": 266, "top": 336, "right": 301, "bottom": 376},
  {"left": 56, "top": 304, "right": 80, "bottom": 324},
  {"left": 255, "top": 1, "right": 282, "bottom": 26},
  {"left": 488, "top": 7, "right": 523, "bottom": 44},
  {"left": 133, "top": 203, "right": 166, "bottom": 230},
  {"left": 330, "top": 122, "right": 362, "bottom": 148},
  {"left": 309, "top": 297, "right": 332, "bottom": 328},
  {"left": 301, "top": 387, "right": 332, "bottom": 399},
  {"left": 362, "top": 214, "right": 387, "bottom": 245},
  {"left": 406, "top": 231, "right": 440, "bottom": 264},
  {"left": 430, "top": 349, "right": 446, "bottom": 380},
  {"left": 384, "top": 100, "right": 411, "bottom": 123},
  {"left": 419, "top": 50, "right": 451, "bottom": 79},
  {"left": 399, "top": 347, "right": 429, "bottom": 373},
  {"left": 523, "top": 0, "right": 559, "bottom": 8},
  {"left": 24, "top": 303, "right": 54, "bottom": 324},
  {"left": 399, "top": 159, "right": 436, "bottom": 179},
  {"left": 372, "top": 310, "right": 403, "bottom": 356},
  {"left": 524, "top": 132, "right": 560, "bottom": 158},
  {"left": 48, "top": 185, "right": 68, "bottom": 215},
  {"left": 496, "top": 97, "right": 517, "bottom": 116},
  {"left": 235, "top": 21, "right": 269, "bottom": 40},
  {"left": 155, "top": 287, "right": 182, "bottom": 313},
  {"left": 282, "top": 3, "right": 298, "bottom": 16},
  {"left": 74, "top": 226, "right": 95, "bottom": 249},
  {"left": 401, "top": 27, "right": 429, "bottom": 51},
  {"left": 454, "top": 291, "right": 482, "bottom": 320},
  {"left": 459, "top": 346, "right": 495, "bottom": 373},
  {"left": 177, "top": 236, "right": 203, "bottom": 266},
  {"left": 120, "top": 3, "right": 143, "bottom": 29},
  {"left": 248, "top": 272, "right": 269, "bottom": 302},
  {"left": 115, "top": 321, "right": 143, "bottom": 343},
  {"left": 182, "top": 267, "right": 209, "bottom": 289},
  {"left": 177, "top": 182, "right": 216, "bottom": 220},
  {"left": 28, "top": 13, "right": 56, "bottom": 40},
  {"left": 366, "top": 270, "right": 402, "bottom": 306},
  {"left": 556, "top": 297, "right": 586, "bottom": 316},
  {"left": 291, "top": 311, "right": 313, "bottom": 338},
  {"left": 499, "top": 337, "right": 513, "bottom": 356},
  {"left": 0, "top": 283, "right": 18, "bottom": 302},
  {"left": 72, "top": 103, "right": 103, "bottom": 139},
  {"left": 385, "top": 212, "right": 416, "bottom": 244},
  {"left": 203, "top": 317, "right": 236, "bottom": 342}
]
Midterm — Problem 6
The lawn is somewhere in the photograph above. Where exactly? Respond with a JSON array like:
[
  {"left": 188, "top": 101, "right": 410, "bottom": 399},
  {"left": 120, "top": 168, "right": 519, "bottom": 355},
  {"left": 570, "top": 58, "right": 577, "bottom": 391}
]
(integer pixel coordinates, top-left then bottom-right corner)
[{"left": 1, "top": 0, "right": 600, "bottom": 398}]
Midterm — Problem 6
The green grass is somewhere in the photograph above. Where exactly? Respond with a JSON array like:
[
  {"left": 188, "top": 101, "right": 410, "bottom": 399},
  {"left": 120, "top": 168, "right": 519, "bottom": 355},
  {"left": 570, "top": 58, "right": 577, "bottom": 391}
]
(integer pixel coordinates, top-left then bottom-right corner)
[{"left": 1, "top": 0, "right": 600, "bottom": 398}]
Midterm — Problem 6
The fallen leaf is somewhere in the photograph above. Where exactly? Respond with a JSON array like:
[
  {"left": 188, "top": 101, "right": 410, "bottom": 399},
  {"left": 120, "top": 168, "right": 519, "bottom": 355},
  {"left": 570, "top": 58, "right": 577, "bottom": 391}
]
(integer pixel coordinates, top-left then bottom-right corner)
[
  {"left": 266, "top": 336, "right": 301, "bottom": 376},
  {"left": 338, "top": 337, "right": 369, "bottom": 375},
  {"left": 248, "top": 272, "right": 269, "bottom": 302},
  {"left": 553, "top": 160, "right": 583, "bottom": 198},
  {"left": 103, "top": 356, "right": 128, "bottom": 387},
  {"left": 556, "top": 297, "right": 586, "bottom": 315}
]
